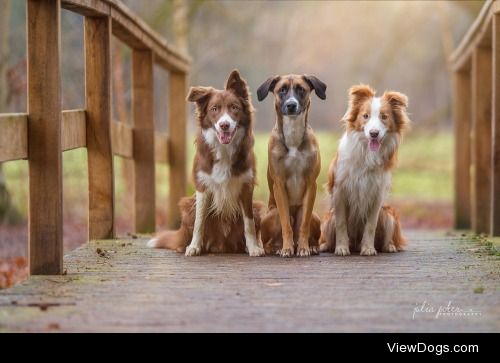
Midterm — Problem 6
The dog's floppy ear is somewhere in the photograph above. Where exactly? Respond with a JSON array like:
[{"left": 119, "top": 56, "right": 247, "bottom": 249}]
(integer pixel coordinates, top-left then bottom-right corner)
[
  {"left": 303, "top": 75, "right": 327, "bottom": 100},
  {"left": 349, "top": 84, "right": 375, "bottom": 103},
  {"left": 225, "top": 69, "right": 249, "bottom": 100},
  {"left": 383, "top": 91, "right": 408, "bottom": 109},
  {"left": 257, "top": 75, "right": 280, "bottom": 101},
  {"left": 383, "top": 90, "right": 411, "bottom": 132},
  {"left": 186, "top": 86, "right": 214, "bottom": 103},
  {"left": 342, "top": 84, "right": 375, "bottom": 124}
]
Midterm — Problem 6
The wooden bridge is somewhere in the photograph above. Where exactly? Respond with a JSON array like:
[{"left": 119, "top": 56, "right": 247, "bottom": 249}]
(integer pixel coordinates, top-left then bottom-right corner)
[{"left": 0, "top": 0, "right": 499, "bottom": 332}]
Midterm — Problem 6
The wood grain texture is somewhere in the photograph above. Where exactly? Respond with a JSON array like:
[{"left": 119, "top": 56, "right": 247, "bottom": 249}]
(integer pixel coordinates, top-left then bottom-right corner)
[
  {"left": 110, "top": 121, "right": 133, "bottom": 158},
  {"left": 61, "top": 0, "right": 110, "bottom": 16},
  {"left": 107, "top": 0, "right": 190, "bottom": 73},
  {"left": 132, "top": 49, "right": 155, "bottom": 233},
  {"left": 0, "top": 114, "right": 27, "bottom": 162},
  {"left": 27, "top": 0, "right": 63, "bottom": 275},
  {"left": 62, "top": 109, "right": 86, "bottom": 151},
  {"left": 0, "top": 110, "right": 86, "bottom": 162},
  {"left": 452, "top": 72, "right": 472, "bottom": 229},
  {"left": 471, "top": 46, "right": 493, "bottom": 234},
  {"left": 0, "top": 232, "right": 499, "bottom": 332},
  {"left": 154, "top": 133, "right": 169, "bottom": 164},
  {"left": 168, "top": 72, "right": 187, "bottom": 229},
  {"left": 450, "top": 0, "right": 494, "bottom": 72},
  {"left": 493, "top": 13, "right": 500, "bottom": 236},
  {"left": 60, "top": 0, "right": 190, "bottom": 72},
  {"left": 85, "top": 16, "right": 115, "bottom": 240}
]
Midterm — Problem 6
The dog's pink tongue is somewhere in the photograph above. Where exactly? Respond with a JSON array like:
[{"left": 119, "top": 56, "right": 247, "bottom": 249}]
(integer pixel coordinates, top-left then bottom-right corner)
[
  {"left": 220, "top": 131, "right": 232, "bottom": 144},
  {"left": 369, "top": 139, "right": 381, "bottom": 152}
]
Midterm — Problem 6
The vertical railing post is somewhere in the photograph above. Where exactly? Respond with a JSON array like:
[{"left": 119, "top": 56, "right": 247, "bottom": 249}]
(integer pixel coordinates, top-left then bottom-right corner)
[
  {"left": 27, "top": 0, "right": 63, "bottom": 275},
  {"left": 168, "top": 72, "right": 187, "bottom": 228},
  {"left": 453, "top": 70, "right": 472, "bottom": 229},
  {"left": 132, "top": 49, "right": 155, "bottom": 233},
  {"left": 85, "top": 16, "right": 114, "bottom": 240},
  {"left": 492, "top": 13, "right": 500, "bottom": 236},
  {"left": 471, "top": 46, "right": 493, "bottom": 234}
]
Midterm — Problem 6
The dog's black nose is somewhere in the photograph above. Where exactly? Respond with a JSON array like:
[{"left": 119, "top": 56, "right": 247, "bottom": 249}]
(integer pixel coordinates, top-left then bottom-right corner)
[
  {"left": 219, "top": 121, "right": 230, "bottom": 131},
  {"left": 369, "top": 130, "right": 379, "bottom": 138},
  {"left": 286, "top": 103, "right": 297, "bottom": 113}
]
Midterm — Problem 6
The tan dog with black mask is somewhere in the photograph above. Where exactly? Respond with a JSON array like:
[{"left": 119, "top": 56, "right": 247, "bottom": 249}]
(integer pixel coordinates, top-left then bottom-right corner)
[{"left": 257, "top": 74, "right": 326, "bottom": 257}]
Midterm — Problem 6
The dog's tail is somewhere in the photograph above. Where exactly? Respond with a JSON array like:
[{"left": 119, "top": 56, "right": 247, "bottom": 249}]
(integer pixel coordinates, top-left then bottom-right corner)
[
  {"left": 385, "top": 205, "right": 406, "bottom": 250},
  {"left": 147, "top": 229, "right": 190, "bottom": 252},
  {"left": 392, "top": 215, "right": 407, "bottom": 251},
  {"left": 319, "top": 210, "right": 335, "bottom": 252},
  {"left": 147, "top": 197, "right": 194, "bottom": 252}
]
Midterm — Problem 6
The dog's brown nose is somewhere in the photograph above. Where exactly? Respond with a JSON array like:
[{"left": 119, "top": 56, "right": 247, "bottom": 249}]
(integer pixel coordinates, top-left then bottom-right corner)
[
  {"left": 219, "top": 121, "right": 230, "bottom": 131},
  {"left": 369, "top": 130, "right": 379, "bottom": 138}
]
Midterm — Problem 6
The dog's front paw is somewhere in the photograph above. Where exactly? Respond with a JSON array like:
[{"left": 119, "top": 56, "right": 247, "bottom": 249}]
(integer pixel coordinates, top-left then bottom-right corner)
[
  {"left": 334, "top": 246, "right": 350, "bottom": 256},
  {"left": 382, "top": 243, "right": 398, "bottom": 253},
  {"left": 297, "top": 246, "right": 311, "bottom": 257},
  {"left": 310, "top": 246, "right": 319, "bottom": 255},
  {"left": 247, "top": 245, "right": 265, "bottom": 257},
  {"left": 185, "top": 245, "right": 201, "bottom": 256},
  {"left": 360, "top": 246, "right": 377, "bottom": 256},
  {"left": 278, "top": 247, "right": 294, "bottom": 258}
]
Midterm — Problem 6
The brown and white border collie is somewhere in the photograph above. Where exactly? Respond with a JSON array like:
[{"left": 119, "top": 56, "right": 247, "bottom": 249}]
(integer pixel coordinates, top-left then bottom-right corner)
[
  {"left": 257, "top": 74, "right": 326, "bottom": 257},
  {"left": 147, "top": 70, "right": 265, "bottom": 256},
  {"left": 319, "top": 84, "right": 410, "bottom": 256}
]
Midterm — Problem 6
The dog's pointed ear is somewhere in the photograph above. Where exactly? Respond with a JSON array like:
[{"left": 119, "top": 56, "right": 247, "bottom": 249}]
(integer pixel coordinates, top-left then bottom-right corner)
[
  {"left": 225, "top": 69, "right": 249, "bottom": 100},
  {"left": 257, "top": 76, "right": 280, "bottom": 102},
  {"left": 186, "top": 86, "right": 213, "bottom": 104},
  {"left": 303, "top": 75, "right": 327, "bottom": 100}
]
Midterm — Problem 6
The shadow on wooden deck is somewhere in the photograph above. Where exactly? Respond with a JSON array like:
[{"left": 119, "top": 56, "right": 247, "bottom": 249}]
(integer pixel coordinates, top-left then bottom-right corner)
[{"left": 0, "top": 231, "right": 499, "bottom": 332}]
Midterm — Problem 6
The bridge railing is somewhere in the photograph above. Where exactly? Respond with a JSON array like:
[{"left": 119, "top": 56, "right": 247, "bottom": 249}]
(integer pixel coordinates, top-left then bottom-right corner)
[
  {"left": 0, "top": 0, "right": 189, "bottom": 274},
  {"left": 450, "top": 0, "right": 500, "bottom": 237}
]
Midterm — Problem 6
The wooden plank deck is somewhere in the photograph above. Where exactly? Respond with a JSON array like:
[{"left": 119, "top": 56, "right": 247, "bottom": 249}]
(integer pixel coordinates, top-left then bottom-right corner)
[{"left": 0, "top": 231, "right": 499, "bottom": 332}]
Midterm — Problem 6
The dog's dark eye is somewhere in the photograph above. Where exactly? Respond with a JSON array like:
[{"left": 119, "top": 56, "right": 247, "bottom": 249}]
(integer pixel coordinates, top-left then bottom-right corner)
[
  {"left": 210, "top": 106, "right": 218, "bottom": 112},
  {"left": 381, "top": 114, "right": 388, "bottom": 120},
  {"left": 231, "top": 104, "right": 239, "bottom": 112},
  {"left": 279, "top": 87, "right": 287, "bottom": 94},
  {"left": 363, "top": 113, "right": 369, "bottom": 120},
  {"left": 296, "top": 86, "right": 304, "bottom": 95}
]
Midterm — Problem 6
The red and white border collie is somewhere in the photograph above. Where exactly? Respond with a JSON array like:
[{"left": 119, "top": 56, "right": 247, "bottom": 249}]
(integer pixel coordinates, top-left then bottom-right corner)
[
  {"left": 319, "top": 85, "right": 410, "bottom": 255},
  {"left": 147, "top": 70, "right": 265, "bottom": 256}
]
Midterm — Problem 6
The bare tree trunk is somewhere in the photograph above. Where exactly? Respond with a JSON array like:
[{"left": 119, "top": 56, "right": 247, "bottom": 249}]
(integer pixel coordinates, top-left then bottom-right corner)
[{"left": 0, "top": 0, "right": 21, "bottom": 224}]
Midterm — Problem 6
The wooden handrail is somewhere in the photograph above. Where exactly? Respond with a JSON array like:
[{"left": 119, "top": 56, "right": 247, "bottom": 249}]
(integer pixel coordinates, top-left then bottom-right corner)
[
  {"left": 0, "top": 112, "right": 173, "bottom": 164},
  {"left": 61, "top": 0, "right": 191, "bottom": 72},
  {"left": 450, "top": 0, "right": 496, "bottom": 71},
  {"left": 0, "top": 0, "right": 188, "bottom": 274},
  {"left": 450, "top": 0, "right": 500, "bottom": 237}
]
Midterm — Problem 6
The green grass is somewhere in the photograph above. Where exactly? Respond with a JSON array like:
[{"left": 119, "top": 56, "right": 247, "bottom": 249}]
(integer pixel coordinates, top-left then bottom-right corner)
[{"left": 2, "top": 132, "right": 453, "bottom": 219}]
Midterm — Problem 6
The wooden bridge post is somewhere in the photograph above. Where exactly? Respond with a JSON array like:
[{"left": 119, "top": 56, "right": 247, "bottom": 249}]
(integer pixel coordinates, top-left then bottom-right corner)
[
  {"left": 453, "top": 70, "right": 472, "bottom": 229},
  {"left": 492, "top": 13, "right": 500, "bottom": 236},
  {"left": 168, "top": 72, "right": 187, "bottom": 228},
  {"left": 85, "top": 16, "right": 115, "bottom": 240},
  {"left": 471, "top": 46, "right": 493, "bottom": 235},
  {"left": 132, "top": 49, "right": 156, "bottom": 233},
  {"left": 27, "top": 0, "right": 63, "bottom": 275}
]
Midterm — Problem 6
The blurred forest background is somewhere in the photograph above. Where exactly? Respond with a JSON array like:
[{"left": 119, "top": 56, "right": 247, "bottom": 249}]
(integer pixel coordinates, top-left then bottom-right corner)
[{"left": 0, "top": 0, "right": 486, "bottom": 285}]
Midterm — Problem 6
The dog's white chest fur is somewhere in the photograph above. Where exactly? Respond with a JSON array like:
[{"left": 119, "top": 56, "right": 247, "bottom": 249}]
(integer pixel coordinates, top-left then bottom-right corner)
[
  {"left": 334, "top": 132, "right": 396, "bottom": 221},
  {"left": 282, "top": 115, "right": 308, "bottom": 206},
  {"left": 198, "top": 128, "right": 251, "bottom": 220}
]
